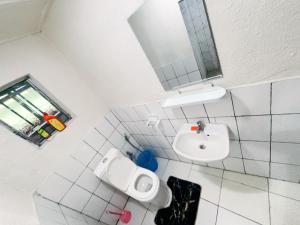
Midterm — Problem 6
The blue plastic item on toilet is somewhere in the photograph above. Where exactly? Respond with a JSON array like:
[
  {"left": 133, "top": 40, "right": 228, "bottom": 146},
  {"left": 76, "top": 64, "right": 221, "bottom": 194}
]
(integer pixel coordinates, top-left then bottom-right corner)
[{"left": 136, "top": 150, "right": 158, "bottom": 172}]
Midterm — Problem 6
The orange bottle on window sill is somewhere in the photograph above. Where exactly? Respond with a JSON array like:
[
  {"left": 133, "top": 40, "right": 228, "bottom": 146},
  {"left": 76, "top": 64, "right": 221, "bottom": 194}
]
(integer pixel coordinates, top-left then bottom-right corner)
[{"left": 43, "top": 112, "right": 66, "bottom": 131}]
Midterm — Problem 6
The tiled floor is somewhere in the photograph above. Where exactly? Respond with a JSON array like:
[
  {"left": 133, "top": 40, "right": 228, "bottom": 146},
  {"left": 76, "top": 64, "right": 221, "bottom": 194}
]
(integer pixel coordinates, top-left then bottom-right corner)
[{"left": 118, "top": 159, "right": 300, "bottom": 225}]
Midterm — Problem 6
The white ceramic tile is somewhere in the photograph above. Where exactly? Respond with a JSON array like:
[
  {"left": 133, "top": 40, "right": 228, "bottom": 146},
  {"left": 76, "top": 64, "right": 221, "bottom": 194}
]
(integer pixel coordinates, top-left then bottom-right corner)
[
  {"left": 36, "top": 205, "right": 67, "bottom": 225},
  {"left": 237, "top": 116, "right": 270, "bottom": 141},
  {"left": 61, "top": 185, "right": 92, "bottom": 212},
  {"left": 183, "top": 55, "right": 198, "bottom": 73},
  {"left": 60, "top": 205, "right": 85, "bottom": 221},
  {"left": 189, "top": 170, "right": 222, "bottom": 204},
  {"left": 109, "top": 130, "right": 125, "bottom": 149},
  {"left": 56, "top": 157, "right": 85, "bottom": 182},
  {"left": 76, "top": 168, "right": 100, "bottom": 193},
  {"left": 187, "top": 117, "right": 210, "bottom": 124},
  {"left": 124, "top": 107, "right": 142, "bottom": 121},
  {"left": 162, "top": 64, "right": 176, "bottom": 80},
  {"left": 192, "top": 164, "right": 223, "bottom": 177},
  {"left": 113, "top": 108, "right": 131, "bottom": 122},
  {"left": 269, "top": 179, "right": 300, "bottom": 201},
  {"left": 188, "top": 70, "right": 202, "bottom": 81},
  {"left": 223, "top": 157, "right": 244, "bottom": 173},
  {"left": 159, "top": 119, "right": 176, "bottom": 136},
  {"left": 64, "top": 216, "right": 88, "bottom": 225},
  {"left": 116, "top": 123, "right": 129, "bottom": 137},
  {"left": 118, "top": 199, "right": 147, "bottom": 225},
  {"left": 270, "top": 163, "right": 300, "bottom": 183},
  {"left": 72, "top": 142, "right": 97, "bottom": 166},
  {"left": 100, "top": 204, "right": 120, "bottom": 225},
  {"left": 195, "top": 199, "right": 217, "bottom": 225},
  {"left": 271, "top": 142, "right": 300, "bottom": 165},
  {"left": 134, "top": 104, "right": 151, "bottom": 120},
  {"left": 169, "top": 119, "right": 187, "bottom": 132},
  {"left": 272, "top": 78, "right": 300, "bottom": 114},
  {"left": 146, "top": 101, "right": 168, "bottom": 119},
  {"left": 272, "top": 114, "right": 300, "bottom": 143},
  {"left": 220, "top": 179, "right": 270, "bottom": 225},
  {"left": 204, "top": 92, "right": 234, "bottom": 117},
  {"left": 173, "top": 60, "right": 187, "bottom": 76},
  {"left": 229, "top": 140, "right": 242, "bottom": 158},
  {"left": 88, "top": 154, "right": 103, "bottom": 171},
  {"left": 38, "top": 174, "right": 73, "bottom": 203},
  {"left": 94, "top": 182, "right": 115, "bottom": 202},
  {"left": 84, "top": 216, "right": 103, "bottom": 225},
  {"left": 162, "top": 160, "right": 192, "bottom": 181},
  {"left": 182, "top": 104, "right": 207, "bottom": 118},
  {"left": 269, "top": 193, "right": 300, "bottom": 225},
  {"left": 163, "top": 106, "right": 185, "bottom": 119},
  {"left": 178, "top": 75, "right": 190, "bottom": 85},
  {"left": 231, "top": 83, "right": 270, "bottom": 116},
  {"left": 223, "top": 170, "right": 268, "bottom": 191},
  {"left": 207, "top": 160, "right": 224, "bottom": 169},
  {"left": 83, "top": 195, "right": 107, "bottom": 220},
  {"left": 141, "top": 210, "right": 155, "bottom": 225},
  {"left": 216, "top": 208, "right": 259, "bottom": 225},
  {"left": 98, "top": 141, "right": 114, "bottom": 156},
  {"left": 105, "top": 111, "right": 120, "bottom": 128},
  {"left": 84, "top": 129, "right": 106, "bottom": 151},
  {"left": 168, "top": 78, "right": 180, "bottom": 88},
  {"left": 215, "top": 117, "right": 239, "bottom": 140},
  {"left": 95, "top": 119, "right": 115, "bottom": 139},
  {"left": 155, "top": 158, "right": 169, "bottom": 178},
  {"left": 34, "top": 196, "right": 61, "bottom": 212},
  {"left": 244, "top": 159, "right": 270, "bottom": 177},
  {"left": 110, "top": 191, "right": 128, "bottom": 209},
  {"left": 241, "top": 141, "right": 270, "bottom": 161}
]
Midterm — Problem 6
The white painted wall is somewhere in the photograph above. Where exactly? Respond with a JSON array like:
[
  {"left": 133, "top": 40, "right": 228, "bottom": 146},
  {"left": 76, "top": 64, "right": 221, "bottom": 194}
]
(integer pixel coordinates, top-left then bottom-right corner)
[
  {"left": 0, "top": 35, "right": 108, "bottom": 224},
  {"left": 42, "top": 0, "right": 300, "bottom": 107}
]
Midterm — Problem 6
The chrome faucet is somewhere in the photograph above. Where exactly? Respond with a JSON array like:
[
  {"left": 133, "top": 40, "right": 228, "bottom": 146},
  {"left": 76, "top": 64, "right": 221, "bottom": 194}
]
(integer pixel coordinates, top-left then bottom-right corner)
[{"left": 196, "top": 120, "right": 205, "bottom": 134}]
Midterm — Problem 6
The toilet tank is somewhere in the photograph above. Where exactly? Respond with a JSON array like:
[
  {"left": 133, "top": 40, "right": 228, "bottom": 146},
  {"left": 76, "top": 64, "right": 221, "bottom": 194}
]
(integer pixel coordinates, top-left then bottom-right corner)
[{"left": 94, "top": 148, "right": 123, "bottom": 182}]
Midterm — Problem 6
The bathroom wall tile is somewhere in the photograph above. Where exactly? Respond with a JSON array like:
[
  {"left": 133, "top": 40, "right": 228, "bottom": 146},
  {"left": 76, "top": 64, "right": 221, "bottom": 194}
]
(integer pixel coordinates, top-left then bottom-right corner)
[
  {"left": 231, "top": 83, "right": 270, "bottom": 116},
  {"left": 159, "top": 120, "right": 176, "bottom": 136},
  {"left": 84, "top": 216, "right": 103, "bottom": 225},
  {"left": 195, "top": 198, "right": 218, "bottom": 225},
  {"left": 178, "top": 75, "right": 190, "bottom": 85},
  {"left": 156, "top": 158, "right": 169, "bottom": 178},
  {"left": 188, "top": 70, "right": 202, "bottom": 82},
  {"left": 134, "top": 104, "right": 151, "bottom": 120},
  {"left": 117, "top": 123, "right": 130, "bottom": 137},
  {"left": 64, "top": 216, "right": 88, "bottom": 225},
  {"left": 269, "top": 178, "right": 300, "bottom": 201},
  {"left": 123, "top": 107, "right": 142, "bottom": 121},
  {"left": 237, "top": 116, "right": 271, "bottom": 141},
  {"left": 113, "top": 108, "right": 131, "bottom": 122},
  {"left": 35, "top": 202, "right": 67, "bottom": 225},
  {"left": 84, "top": 129, "right": 106, "bottom": 151},
  {"left": 241, "top": 141, "right": 270, "bottom": 161},
  {"left": 94, "top": 182, "right": 115, "bottom": 202},
  {"left": 83, "top": 195, "right": 107, "bottom": 220},
  {"left": 163, "top": 107, "right": 185, "bottom": 119},
  {"left": 216, "top": 207, "right": 259, "bottom": 225},
  {"left": 72, "top": 142, "right": 97, "bottom": 166},
  {"left": 169, "top": 119, "right": 187, "bottom": 132},
  {"left": 119, "top": 199, "right": 147, "bottom": 225},
  {"left": 270, "top": 163, "right": 300, "bottom": 182},
  {"left": 244, "top": 160, "right": 269, "bottom": 177},
  {"left": 100, "top": 204, "right": 120, "bottom": 225},
  {"left": 187, "top": 117, "right": 210, "bottom": 124},
  {"left": 229, "top": 140, "right": 242, "bottom": 158},
  {"left": 173, "top": 60, "right": 187, "bottom": 76},
  {"left": 56, "top": 157, "right": 85, "bottom": 182},
  {"left": 223, "top": 157, "right": 244, "bottom": 173},
  {"left": 182, "top": 104, "right": 207, "bottom": 118},
  {"left": 146, "top": 101, "right": 168, "bottom": 119},
  {"left": 76, "top": 168, "right": 100, "bottom": 193},
  {"left": 272, "top": 114, "right": 300, "bottom": 143},
  {"left": 215, "top": 117, "right": 239, "bottom": 140},
  {"left": 61, "top": 185, "right": 92, "bottom": 212},
  {"left": 168, "top": 78, "right": 180, "bottom": 88},
  {"left": 204, "top": 92, "right": 234, "bottom": 117},
  {"left": 88, "top": 154, "right": 103, "bottom": 171},
  {"left": 95, "top": 119, "right": 115, "bottom": 139},
  {"left": 220, "top": 179, "right": 270, "bottom": 225},
  {"left": 272, "top": 78, "right": 300, "bottom": 114},
  {"left": 38, "top": 174, "right": 72, "bottom": 203},
  {"left": 98, "top": 141, "right": 114, "bottom": 156},
  {"left": 188, "top": 169, "right": 222, "bottom": 204},
  {"left": 164, "top": 147, "right": 179, "bottom": 160},
  {"left": 162, "top": 64, "right": 176, "bottom": 80},
  {"left": 271, "top": 142, "right": 300, "bottom": 165},
  {"left": 105, "top": 111, "right": 120, "bottom": 128},
  {"left": 207, "top": 160, "right": 224, "bottom": 169},
  {"left": 110, "top": 191, "right": 128, "bottom": 209},
  {"left": 60, "top": 205, "right": 85, "bottom": 221},
  {"left": 109, "top": 130, "right": 125, "bottom": 149}
]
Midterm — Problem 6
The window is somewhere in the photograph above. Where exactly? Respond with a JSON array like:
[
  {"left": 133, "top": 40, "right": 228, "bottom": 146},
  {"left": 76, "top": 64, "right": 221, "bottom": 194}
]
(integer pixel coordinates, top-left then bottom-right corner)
[{"left": 0, "top": 75, "right": 72, "bottom": 146}]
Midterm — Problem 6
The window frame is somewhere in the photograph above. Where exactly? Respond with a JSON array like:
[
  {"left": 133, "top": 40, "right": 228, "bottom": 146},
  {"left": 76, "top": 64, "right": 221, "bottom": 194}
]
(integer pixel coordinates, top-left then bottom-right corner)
[{"left": 0, "top": 74, "right": 72, "bottom": 147}]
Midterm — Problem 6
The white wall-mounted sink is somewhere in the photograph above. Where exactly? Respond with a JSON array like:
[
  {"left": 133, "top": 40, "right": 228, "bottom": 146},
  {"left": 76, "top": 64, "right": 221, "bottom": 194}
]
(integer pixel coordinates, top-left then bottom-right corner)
[{"left": 172, "top": 123, "right": 229, "bottom": 162}]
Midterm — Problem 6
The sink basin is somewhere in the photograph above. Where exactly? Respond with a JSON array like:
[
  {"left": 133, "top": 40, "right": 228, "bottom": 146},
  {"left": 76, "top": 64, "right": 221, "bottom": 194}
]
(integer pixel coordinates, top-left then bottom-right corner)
[{"left": 172, "top": 123, "right": 229, "bottom": 162}]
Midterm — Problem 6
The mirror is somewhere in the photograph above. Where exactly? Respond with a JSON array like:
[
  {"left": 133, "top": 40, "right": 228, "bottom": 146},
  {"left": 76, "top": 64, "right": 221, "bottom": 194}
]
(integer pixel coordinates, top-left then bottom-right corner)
[{"left": 128, "top": 0, "right": 222, "bottom": 91}]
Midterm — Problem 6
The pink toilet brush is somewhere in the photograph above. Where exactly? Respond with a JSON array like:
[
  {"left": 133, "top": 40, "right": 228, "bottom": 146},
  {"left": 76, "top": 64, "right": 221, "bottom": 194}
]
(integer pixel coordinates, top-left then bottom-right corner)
[{"left": 106, "top": 210, "right": 132, "bottom": 224}]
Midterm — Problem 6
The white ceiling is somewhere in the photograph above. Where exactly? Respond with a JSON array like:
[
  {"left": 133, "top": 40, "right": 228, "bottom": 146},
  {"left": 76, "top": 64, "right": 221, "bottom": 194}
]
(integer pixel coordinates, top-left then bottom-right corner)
[{"left": 0, "top": 0, "right": 51, "bottom": 44}]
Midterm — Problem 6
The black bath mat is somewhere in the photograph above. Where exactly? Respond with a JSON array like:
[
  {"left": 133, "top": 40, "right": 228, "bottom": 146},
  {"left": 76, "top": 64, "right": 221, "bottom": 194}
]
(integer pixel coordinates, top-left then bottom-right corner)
[{"left": 154, "top": 176, "right": 201, "bottom": 225}]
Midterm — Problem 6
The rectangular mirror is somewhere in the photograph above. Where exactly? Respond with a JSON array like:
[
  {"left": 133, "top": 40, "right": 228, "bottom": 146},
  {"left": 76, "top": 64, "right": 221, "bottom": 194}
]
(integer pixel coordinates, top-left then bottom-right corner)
[{"left": 128, "top": 0, "right": 222, "bottom": 91}]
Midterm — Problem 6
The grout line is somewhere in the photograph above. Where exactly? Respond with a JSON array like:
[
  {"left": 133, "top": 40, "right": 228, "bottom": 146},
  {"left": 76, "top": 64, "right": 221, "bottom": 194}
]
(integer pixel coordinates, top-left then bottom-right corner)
[
  {"left": 267, "top": 179, "right": 272, "bottom": 225},
  {"left": 269, "top": 83, "right": 273, "bottom": 178},
  {"left": 202, "top": 104, "right": 210, "bottom": 122},
  {"left": 214, "top": 170, "right": 224, "bottom": 225}
]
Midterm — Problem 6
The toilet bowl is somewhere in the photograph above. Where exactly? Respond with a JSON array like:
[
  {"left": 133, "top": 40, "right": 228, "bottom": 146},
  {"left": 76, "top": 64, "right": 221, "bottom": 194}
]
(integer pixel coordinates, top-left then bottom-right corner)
[{"left": 94, "top": 148, "right": 171, "bottom": 208}]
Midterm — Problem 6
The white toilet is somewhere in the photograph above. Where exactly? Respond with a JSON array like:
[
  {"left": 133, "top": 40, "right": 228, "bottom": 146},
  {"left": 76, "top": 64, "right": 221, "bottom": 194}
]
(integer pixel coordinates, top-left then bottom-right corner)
[{"left": 94, "top": 148, "right": 172, "bottom": 208}]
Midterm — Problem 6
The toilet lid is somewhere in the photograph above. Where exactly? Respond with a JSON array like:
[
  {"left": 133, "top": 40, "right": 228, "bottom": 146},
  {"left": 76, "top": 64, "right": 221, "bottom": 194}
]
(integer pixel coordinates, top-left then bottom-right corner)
[{"left": 107, "top": 157, "right": 137, "bottom": 192}]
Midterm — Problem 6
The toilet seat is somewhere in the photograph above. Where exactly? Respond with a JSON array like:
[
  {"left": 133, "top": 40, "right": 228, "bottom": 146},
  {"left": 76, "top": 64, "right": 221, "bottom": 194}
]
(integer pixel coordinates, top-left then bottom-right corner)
[{"left": 127, "top": 167, "right": 159, "bottom": 202}]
